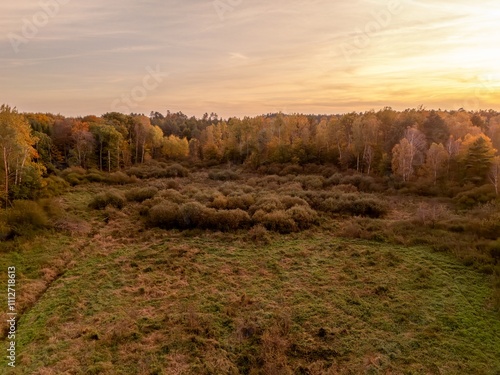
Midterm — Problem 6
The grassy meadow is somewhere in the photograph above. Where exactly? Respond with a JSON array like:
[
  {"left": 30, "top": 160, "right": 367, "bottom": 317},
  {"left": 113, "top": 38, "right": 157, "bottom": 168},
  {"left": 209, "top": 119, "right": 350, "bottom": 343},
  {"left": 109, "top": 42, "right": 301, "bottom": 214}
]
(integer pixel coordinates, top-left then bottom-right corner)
[{"left": 1, "top": 164, "right": 499, "bottom": 374}]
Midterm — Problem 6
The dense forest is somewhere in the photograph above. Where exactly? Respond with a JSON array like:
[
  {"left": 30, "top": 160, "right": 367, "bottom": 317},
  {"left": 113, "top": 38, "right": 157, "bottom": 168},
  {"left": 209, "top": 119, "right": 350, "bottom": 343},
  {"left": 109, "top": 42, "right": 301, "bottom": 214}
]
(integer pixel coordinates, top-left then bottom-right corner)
[{"left": 1, "top": 104, "right": 499, "bottom": 205}]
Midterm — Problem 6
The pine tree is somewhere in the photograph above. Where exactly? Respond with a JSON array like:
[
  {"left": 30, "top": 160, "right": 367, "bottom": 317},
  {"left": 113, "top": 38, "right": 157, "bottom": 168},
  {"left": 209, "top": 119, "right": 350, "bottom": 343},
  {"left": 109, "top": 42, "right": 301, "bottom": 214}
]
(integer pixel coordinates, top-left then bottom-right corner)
[{"left": 464, "top": 136, "right": 495, "bottom": 184}]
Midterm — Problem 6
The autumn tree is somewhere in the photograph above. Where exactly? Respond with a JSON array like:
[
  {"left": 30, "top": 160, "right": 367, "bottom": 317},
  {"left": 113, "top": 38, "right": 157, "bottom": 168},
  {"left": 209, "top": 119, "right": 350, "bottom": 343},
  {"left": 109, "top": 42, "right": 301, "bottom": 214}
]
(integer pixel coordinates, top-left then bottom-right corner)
[
  {"left": 89, "top": 123, "right": 124, "bottom": 171},
  {"left": 132, "top": 116, "right": 153, "bottom": 164},
  {"left": 462, "top": 136, "right": 496, "bottom": 184},
  {"left": 419, "top": 111, "right": 449, "bottom": 144},
  {"left": 351, "top": 113, "right": 380, "bottom": 173},
  {"left": 391, "top": 127, "right": 426, "bottom": 182},
  {"left": 148, "top": 125, "right": 164, "bottom": 160},
  {"left": 51, "top": 119, "right": 74, "bottom": 166},
  {"left": 425, "top": 143, "right": 448, "bottom": 185},
  {"left": 487, "top": 115, "right": 500, "bottom": 152},
  {"left": 161, "top": 135, "right": 189, "bottom": 159},
  {"left": 71, "top": 121, "right": 95, "bottom": 168},
  {"left": 489, "top": 156, "right": 500, "bottom": 195},
  {"left": 0, "top": 105, "right": 40, "bottom": 206}
]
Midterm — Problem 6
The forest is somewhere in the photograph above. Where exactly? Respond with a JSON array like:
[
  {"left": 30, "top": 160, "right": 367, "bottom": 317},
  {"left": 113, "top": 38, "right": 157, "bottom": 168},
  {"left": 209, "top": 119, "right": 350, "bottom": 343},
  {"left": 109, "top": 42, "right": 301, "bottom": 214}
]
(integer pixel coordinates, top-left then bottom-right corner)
[
  {"left": 1, "top": 104, "right": 500, "bottom": 374},
  {"left": 1, "top": 105, "right": 500, "bottom": 203}
]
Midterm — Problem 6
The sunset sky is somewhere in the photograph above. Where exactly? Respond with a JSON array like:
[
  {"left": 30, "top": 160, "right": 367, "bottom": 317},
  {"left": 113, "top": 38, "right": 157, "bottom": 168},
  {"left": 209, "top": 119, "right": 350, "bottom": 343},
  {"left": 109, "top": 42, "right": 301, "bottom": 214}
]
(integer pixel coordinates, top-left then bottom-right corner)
[{"left": 1, "top": 0, "right": 499, "bottom": 118}]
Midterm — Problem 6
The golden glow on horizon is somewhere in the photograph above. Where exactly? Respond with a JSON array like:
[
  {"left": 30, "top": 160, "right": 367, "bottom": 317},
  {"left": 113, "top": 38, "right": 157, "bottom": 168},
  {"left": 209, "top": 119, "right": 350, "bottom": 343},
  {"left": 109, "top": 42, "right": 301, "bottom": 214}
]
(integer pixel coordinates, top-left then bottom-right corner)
[{"left": 0, "top": 0, "right": 499, "bottom": 117}]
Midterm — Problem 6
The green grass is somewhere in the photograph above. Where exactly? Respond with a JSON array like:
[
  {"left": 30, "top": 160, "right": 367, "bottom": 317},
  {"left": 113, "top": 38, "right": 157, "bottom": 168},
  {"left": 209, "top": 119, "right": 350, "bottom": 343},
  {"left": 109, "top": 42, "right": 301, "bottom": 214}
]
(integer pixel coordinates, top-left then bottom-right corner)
[
  {"left": 1, "top": 177, "right": 499, "bottom": 374},
  {"left": 3, "top": 230, "right": 499, "bottom": 374}
]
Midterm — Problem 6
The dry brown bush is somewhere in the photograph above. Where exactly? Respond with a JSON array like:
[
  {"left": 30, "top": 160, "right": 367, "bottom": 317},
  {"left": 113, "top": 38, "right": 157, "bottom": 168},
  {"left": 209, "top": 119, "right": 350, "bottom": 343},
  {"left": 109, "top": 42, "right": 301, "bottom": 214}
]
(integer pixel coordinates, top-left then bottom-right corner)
[{"left": 253, "top": 210, "right": 297, "bottom": 233}]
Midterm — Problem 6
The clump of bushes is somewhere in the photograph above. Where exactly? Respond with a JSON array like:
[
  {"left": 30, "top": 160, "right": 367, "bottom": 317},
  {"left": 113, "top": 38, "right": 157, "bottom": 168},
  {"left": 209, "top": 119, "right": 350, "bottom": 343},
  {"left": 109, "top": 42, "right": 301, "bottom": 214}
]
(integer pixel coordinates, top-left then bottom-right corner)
[
  {"left": 2, "top": 200, "right": 50, "bottom": 237},
  {"left": 60, "top": 167, "right": 87, "bottom": 185},
  {"left": 249, "top": 196, "right": 285, "bottom": 215},
  {"left": 148, "top": 201, "right": 180, "bottom": 228},
  {"left": 166, "top": 163, "right": 189, "bottom": 177},
  {"left": 209, "top": 170, "right": 240, "bottom": 181},
  {"left": 209, "top": 194, "right": 228, "bottom": 209},
  {"left": 214, "top": 209, "right": 252, "bottom": 231},
  {"left": 89, "top": 190, "right": 126, "bottom": 210},
  {"left": 248, "top": 224, "right": 270, "bottom": 243},
  {"left": 178, "top": 201, "right": 208, "bottom": 228},
  {"left": 148, "top": 178, "right": 180, "bottom": 190},
  {"left": 320, "top": 195, "right": 388, "bottom": 218},
  {"left": 294, "top": 175, "right": 325, "bottom": 190},
  {"left": 226, "top": 194, "right": 255, "bottom": 210},
  {"left": 0, "top": 220, "right": 10, "bottom": 241},
  {"left": 127, "top": 162, "right": 188, "bottom": 179},
  {"left": 59, "top": 168, "right": 137, "bottom": 186},
  {"left": 125, "top": 187, "right": 158, "bottom": 202},
  {"left": 41, "top": 175, "right": 70, "bottom": 197},
  {"left": 252, "top": 210, "right": 297, "bottom": 233},
  {"left": 280, "top": 196, "right": 309, "bottom": 209},
  {"left": 158, "top": 189, "right": 187, "bottom": 204},
  {"left": 454, "top": 185, "right": 497, "bottom": 209},
  {"left": 86, "top": 172, "right": 106, "bottom": 183},
  {"left": 325, "top": 173, "right": 380, "bottom": 192},
  {"left": 286, "top": 205, "right": 318, "bottom": 230},
  {"left": 147, "top": 201, "right": 251, "bottom": 231},
  {"left": 108, "top": 171, "right": 137, "bottom": 185}
]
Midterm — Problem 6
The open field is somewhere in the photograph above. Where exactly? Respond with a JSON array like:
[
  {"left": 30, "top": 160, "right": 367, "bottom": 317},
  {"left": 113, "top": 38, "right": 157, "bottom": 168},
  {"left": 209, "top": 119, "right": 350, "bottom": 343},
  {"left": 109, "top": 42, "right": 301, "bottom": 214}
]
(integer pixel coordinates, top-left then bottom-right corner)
[{"left": 1, "top": 169, "right": 500, "bottom": 374}]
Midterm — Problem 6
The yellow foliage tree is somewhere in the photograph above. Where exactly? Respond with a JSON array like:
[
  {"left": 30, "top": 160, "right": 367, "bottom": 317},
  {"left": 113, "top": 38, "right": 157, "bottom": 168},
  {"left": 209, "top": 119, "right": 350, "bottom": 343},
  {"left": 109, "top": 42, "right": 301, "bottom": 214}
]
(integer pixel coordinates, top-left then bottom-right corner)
[
  {"left": 0, "top": 105, "right": 40, "bottom": 207},
  {"left": 161, "top": 135, "right": 189, "bottom": 159}
]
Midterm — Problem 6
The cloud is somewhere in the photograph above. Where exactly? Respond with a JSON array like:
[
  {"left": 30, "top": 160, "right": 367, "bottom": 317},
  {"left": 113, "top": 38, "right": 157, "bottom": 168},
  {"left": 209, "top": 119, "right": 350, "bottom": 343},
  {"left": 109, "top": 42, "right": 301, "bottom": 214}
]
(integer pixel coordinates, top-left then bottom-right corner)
[{"left": 0, "top": 0, "right": 498, "bottom": 117}]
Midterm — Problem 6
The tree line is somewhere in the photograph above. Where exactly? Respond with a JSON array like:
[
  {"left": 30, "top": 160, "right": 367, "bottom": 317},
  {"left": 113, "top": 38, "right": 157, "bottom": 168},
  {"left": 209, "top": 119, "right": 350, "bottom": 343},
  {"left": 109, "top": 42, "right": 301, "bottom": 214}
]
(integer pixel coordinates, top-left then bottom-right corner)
[{"left": 1, "top": 104, "right": 500, "bottom": 206}]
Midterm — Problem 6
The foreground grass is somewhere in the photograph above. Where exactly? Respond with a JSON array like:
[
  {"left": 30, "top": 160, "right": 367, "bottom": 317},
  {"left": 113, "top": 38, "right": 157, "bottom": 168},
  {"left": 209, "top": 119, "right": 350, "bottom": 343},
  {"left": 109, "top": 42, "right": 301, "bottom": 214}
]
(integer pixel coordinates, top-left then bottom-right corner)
[
  {"left": 1, "top": 181, "right": 499, "bottom": 374},
  {"left": 2, "top": 227, "right": 499, "bottom": 374}
]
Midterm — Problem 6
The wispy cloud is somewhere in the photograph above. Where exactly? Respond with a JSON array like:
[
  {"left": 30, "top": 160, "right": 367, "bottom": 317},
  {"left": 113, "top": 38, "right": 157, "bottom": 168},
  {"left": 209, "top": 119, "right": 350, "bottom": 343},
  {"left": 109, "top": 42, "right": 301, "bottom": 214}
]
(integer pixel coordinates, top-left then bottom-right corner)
[{"left": 0, "top": 0, "right": 498, "bottom": 117}]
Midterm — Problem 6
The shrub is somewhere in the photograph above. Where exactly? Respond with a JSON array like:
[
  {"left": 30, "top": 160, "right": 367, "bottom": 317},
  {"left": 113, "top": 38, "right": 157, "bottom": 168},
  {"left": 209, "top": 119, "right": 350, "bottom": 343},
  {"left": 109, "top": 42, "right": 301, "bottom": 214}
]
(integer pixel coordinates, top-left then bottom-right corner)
[
  {"left": 454, "top": 185, "right": 497, "bottom": 209},
  {"left": 158, "top": 189, "right": 187, "bottom": 204},
  {"left": 286, "top": 205, "right": 318, "bottom": 229},
  {"left": 37, "top": 198, "right": 64, "bottom": 219},
  {"left": 41, "top": 175, "right": 70, "bottom": 197},
  {"left": 490, "top": 240, "right": 500, "bottom": 264},
  {"left": 253, "top": 209, "right": 297, "bottom": 233},
  {"left": 0, "top": 220, "right": 11, "bottom": 241},
  {"left": 215, "top": 209, "right": 251, "bottom": 231},
  {"left": 61, "top": 166, "right": 86, "bottom": 176},
  {"left": 279, "top": 164, "right": 303, "bottom": 176},
  {"left": 108, "top": 171, "right": 136, "bottom": 185},
  {"left": 465, "top": 217, "right": 500, "bottom": 240},
  {"left": 125, "top": 187, "right": 158, "bottom": 202},
  {"left": 277, "top": 182, "right": 304, "bottom": 194},
  {"left": 226, "top": 194, "right": 255, "bottom": 210},
  {"left": 86, "top": 172, "right": 106, "bottom": 183},
  {"left": 148, "top": 202, "right": 180, "bottom": 228},
  {"left": 64, "top": 172, "right": 85, "bottom": 186},
  {"left": 325, "top": 173, "right": 343, "bottom": 186},
  {"left": 209, "top": 170, "right": 239, "bottom": 181},
  {"left": 294, "top": 175, "right": 325, "bottom": 190},
  {"left": 249, "top": 196, "right": 285, "bottom": 215},
  {"left": 89, "top": 190, "right": 126, "bottom": 210},
  {"left": 148, "top": 178, "right": 180, "bottom": 190},
  {"left": 341, "top": 175, "right": 377, "bottom": 192},
  {"left": 248, "top": 224, "right": 270, "bottom": 243},
  {"left": 280, "top": 196, "right": 309, "bottom": 209},
  {"left": 5, "top": 200, "right": 49, "bottom": 236},
  {"left": 127, "top": 166, "right": 144, "bottom": 178},
  {"left": 210, "top": 194, "right": 228, "bottom": 209},
  {"left": 331, "top": 184, "right": 358, "bottom": 193},
  {"left": 166, "top": 163, "right": 189, "bottom": 177},
  {"left": 178, "top": 201, "right": 209, "bottom": 228},
  {"left": 339, "top": 220, "right": 363, "bottom": 239},
  {"left": 320, "top": 195, "right": 388, "bottom": 218},
  {"left": 126, "top": 163, "right": 188, "bottom": 179}
]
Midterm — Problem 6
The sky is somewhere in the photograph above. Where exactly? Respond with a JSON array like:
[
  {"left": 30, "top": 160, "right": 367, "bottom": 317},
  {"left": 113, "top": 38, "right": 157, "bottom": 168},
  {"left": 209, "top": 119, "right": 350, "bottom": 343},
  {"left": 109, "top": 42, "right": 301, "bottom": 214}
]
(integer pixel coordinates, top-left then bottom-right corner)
[{"left": 1, "top": 0, "right": 499, "bottom": 118}]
